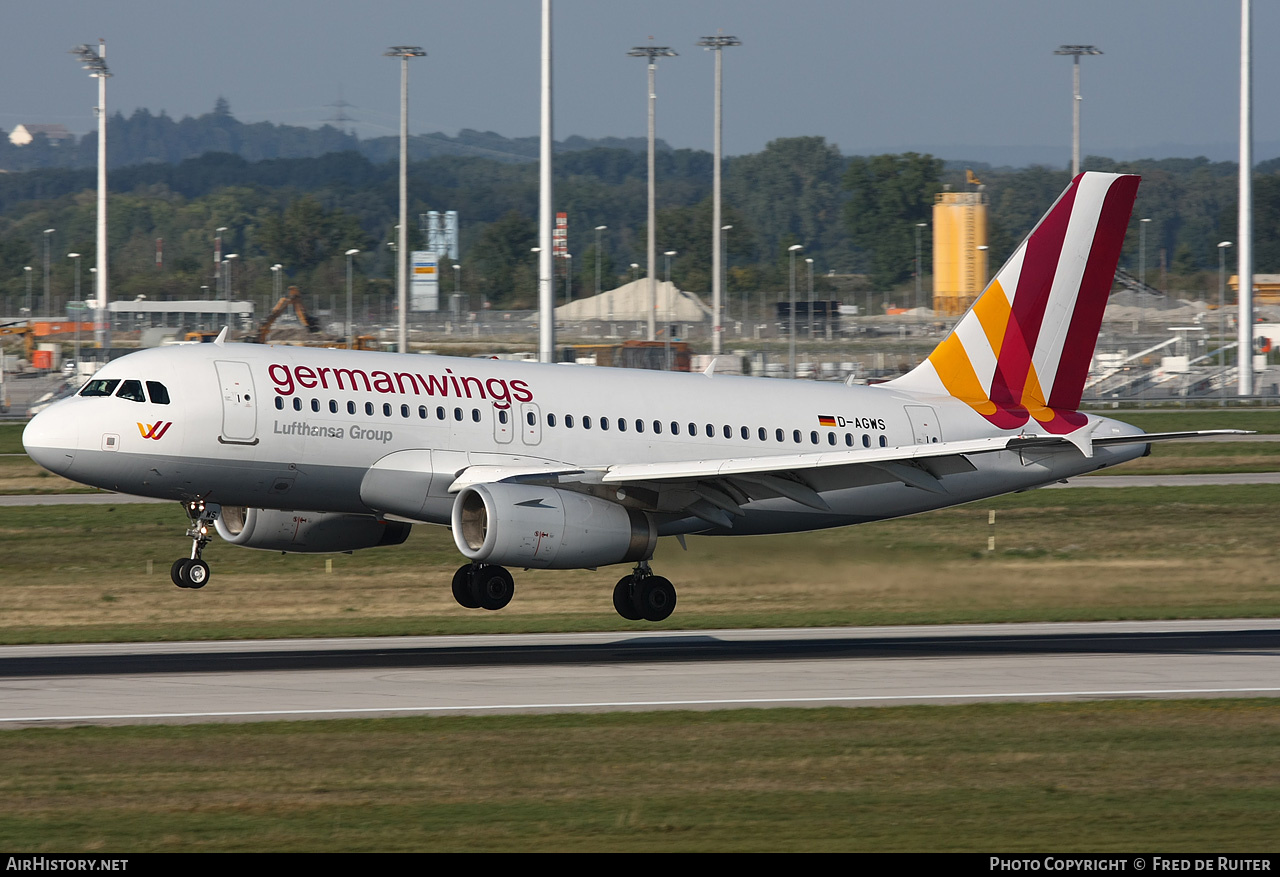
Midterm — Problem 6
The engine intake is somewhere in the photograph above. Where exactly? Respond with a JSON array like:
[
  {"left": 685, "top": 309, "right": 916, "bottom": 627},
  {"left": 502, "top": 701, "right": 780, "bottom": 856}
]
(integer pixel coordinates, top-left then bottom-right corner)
[
  {"left": 215, "top": 506, "right": 411, "bottom": 553},
  {"left": 451, "top": 483, "right": 655, "bottom": 570}
]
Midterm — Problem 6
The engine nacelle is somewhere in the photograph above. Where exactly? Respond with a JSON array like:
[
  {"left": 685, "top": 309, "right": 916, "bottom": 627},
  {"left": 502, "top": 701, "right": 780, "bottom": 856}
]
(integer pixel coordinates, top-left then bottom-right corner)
[
  {"left": 451, "top": 483, "right": 656, "bottom": 570},
  {"left": 215, "top": 506, "right": 411, "bottom": 553}
]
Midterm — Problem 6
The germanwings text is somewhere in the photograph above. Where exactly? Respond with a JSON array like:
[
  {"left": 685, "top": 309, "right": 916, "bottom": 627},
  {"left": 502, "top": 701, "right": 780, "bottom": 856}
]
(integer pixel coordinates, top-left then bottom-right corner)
[{"left": 267, "top": 363, "right": 533, "bottom": 410}]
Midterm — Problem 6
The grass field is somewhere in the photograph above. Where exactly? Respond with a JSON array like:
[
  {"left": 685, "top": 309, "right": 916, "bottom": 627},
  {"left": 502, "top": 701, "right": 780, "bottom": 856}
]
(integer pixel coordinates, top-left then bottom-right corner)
[
  {"left": 2, "top": 485, "right": 1278, "bottom": 643},
  {"left": 1, "top": 702, "right": 1276, "bottom": 852}
]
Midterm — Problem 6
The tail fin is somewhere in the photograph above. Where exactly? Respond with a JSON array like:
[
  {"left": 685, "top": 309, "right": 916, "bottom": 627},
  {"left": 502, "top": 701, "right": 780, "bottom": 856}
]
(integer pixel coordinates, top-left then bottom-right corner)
[{"left": 890, "top": 172, "right": 1139, "bottom": 434}]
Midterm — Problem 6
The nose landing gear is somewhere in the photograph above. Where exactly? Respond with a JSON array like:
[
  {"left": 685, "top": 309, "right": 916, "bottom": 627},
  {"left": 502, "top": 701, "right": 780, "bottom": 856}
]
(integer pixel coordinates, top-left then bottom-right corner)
[{"left": 172, "top": 501, "right": 217, "bottom": 590}]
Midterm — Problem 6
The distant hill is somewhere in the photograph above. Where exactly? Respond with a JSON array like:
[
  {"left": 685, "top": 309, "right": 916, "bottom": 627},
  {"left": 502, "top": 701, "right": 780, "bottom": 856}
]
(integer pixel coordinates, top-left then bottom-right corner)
[{"left": 0, "top": 101, "right": 665, "bottom": 174}]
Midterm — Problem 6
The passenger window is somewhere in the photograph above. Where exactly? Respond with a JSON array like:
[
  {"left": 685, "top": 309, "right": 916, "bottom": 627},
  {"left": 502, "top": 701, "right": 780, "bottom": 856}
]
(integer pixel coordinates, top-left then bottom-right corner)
[
  {"left": 454, "top": 407, "right": 463, "bottom": 421},
  {"left": 79, "top": 378, "right": 120, "bottom": 397},
  {"left": 601, "top": 417, "right": 610, "bottom": 431},
  {"left": 827, "top": 432, "right": 836, "bottom": 446},
  {"left": 294, "top": 398, "right": 303, "bottom": 411},
  {"left": 671, "top": 422, "right": 680, "bottom": 435},
  {"left": 723, "top": 425, "right": 732, "bottom": 439},
  {"left": 383, "top": 403, "right": 393, "bottom": 417},
  {"left": 548, "top": 413, "right": 557, "bottom": 427},
  {"left": 758, "top": 427, "right": 767, "bottom": 441},
  {"left": 330, "top": 400, "right": 339, "bottom": 414},
  {"left": 527, "top": 411, "right": 536, "bottom": 426},
  {"left": 705, "top": 424, "right": 714, "bottom": 438},
  {"left": 565, "top": 414, "right": 575, "bottom": 428},
  {"left": 582, "top": 415, "right": 592, "bottom": 429},
  {"left": 275, "top": 397, "right": 284, "bottom": 410},
  {"left": 775, "top": 429, "right": 784, "bottom": 442},
  {"left": 689, "top": 423, "right": 697, "bottom": 437},
  {"left": 116, "top": 380, "right": 146, "bottom": 403},
  {"left": 499, "top": 409, "right": 509, "bottom": 424},
  {"left": 145, "top": 382, "right": 171, "bottom": 405},
  {"left": 845, "top": 433, "right": 854, "bottom": 447},
  {"left": 810, "top": 431, "right": 819, "bottom": 444},
  {"left": 741, "top": 426, "right": 750, "bottom": 440},
  {"left": 401, "top": 404, "right": 410, "bottom": 418},
  {"left": 652, "top": 420, "right": 662, "bottom": 434},
  {"left": 311, "top": 399, "right": 320, "bottom": 412},
  {"left": 365, "top": 402, "right": 374, "bottom": 416},
  {"left": 471, "top": 409, "right": 481, "bottom": 423},
  {"left": 793, "top": 430, "right": 802, "bottom": 443},
  {"left": 863, "top": 434, "right": 871, "bottom": 448},
  {"left": 879, "top": 435, "right": 888, "bottom": 447},
  {"left": 617, "top": 418, "right": 626, "bottom": 432},
  {"left": 437, "top": 407, "right": 446, "bottom": 420},
  {"left": 635, "top": 419, "right": 645, "bottom": 434},
  {"left": 419, "top": 406, "right": 428, "bottom": 419}
]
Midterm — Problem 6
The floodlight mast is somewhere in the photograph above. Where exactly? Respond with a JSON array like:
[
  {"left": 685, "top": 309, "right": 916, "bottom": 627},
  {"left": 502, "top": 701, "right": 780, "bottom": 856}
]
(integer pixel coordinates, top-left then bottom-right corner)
[
  {"left": 1054, "top": 45, "right": 1101, "bottom": 176},
  {"left": 628, "top": 43, "right": 677, "bottom": 342},
  {"left": 539, "top": 2, "right": 554, "bottom": 362},
  {"left": 698, "top": 35, "right": 741, "bottom": 356},
  {"left": 385, "top": 45, "right": 426, "bottom": 354},
  {"left": 71, "top": 40, "right": 111, "bottom": 350}
]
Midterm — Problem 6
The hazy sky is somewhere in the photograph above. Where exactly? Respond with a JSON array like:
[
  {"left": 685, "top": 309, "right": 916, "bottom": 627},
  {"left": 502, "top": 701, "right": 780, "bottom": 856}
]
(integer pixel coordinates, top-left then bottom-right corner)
[{"left": 4, "top": 1, "right": 1277, "bottom": 165}]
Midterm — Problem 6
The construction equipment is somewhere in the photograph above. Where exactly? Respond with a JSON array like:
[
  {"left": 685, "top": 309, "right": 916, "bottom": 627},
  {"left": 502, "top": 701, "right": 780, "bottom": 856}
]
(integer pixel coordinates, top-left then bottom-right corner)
[{"left": 254, "top": 285, "right": 321, "bottom": 344}]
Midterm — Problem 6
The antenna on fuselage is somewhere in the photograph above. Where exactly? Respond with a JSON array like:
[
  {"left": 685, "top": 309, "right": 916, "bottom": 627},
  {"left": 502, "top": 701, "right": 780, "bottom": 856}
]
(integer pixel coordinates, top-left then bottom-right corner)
[{"left": 214, "top": 326, "right": 228, "bottom": 346}]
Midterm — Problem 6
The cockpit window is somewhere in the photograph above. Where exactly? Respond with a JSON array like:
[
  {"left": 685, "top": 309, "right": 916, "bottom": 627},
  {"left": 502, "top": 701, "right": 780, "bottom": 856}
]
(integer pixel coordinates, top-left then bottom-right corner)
[
  {"left": 145, "top": 381, "right": 171, "bottom": 405},
  {"left": 115, "top": 380, "right": 146, "bottom": 403},
  {"left": 79, "top": 379, "right": 120, "bottom": 397}
]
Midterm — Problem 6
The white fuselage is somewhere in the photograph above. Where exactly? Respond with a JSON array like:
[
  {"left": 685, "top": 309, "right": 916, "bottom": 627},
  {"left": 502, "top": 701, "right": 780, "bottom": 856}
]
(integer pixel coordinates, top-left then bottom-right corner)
[{"left": 23, "top": 342, "right": 1147, "bottom": 537}]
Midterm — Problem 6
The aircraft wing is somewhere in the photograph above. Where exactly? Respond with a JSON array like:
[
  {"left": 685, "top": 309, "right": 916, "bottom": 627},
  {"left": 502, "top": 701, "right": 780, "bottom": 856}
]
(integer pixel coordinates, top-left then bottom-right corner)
[{"left": 446, "top": 428, "right": 1254, "bottom": 526}]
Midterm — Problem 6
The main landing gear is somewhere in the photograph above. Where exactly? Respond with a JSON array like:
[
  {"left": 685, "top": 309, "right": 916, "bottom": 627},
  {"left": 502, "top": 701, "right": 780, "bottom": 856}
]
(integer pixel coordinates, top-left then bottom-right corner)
[
  {"left": 448, "top": 561, "right": 677, "bottom": 622},
  {"left": 171, "top": 500, "right": 216, "bottom": 590},
  {"left": 613, "top": 561, "right": 676, "bottom": 623},
  {"left": 451, "top": 563, "right": 515, "bottom": 611}
]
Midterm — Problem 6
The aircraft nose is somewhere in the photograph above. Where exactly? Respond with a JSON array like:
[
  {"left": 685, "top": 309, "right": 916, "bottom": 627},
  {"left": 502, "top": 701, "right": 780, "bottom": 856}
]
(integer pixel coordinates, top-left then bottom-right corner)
[{"left": 22, "top": 405, "right": 78, "bottom": 475}]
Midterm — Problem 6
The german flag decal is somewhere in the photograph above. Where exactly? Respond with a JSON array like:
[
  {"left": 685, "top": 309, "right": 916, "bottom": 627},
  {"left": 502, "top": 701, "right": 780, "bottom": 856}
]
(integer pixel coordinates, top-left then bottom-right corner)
[{"left": 817, "top": 415, "right": 837, "bottom": 427}]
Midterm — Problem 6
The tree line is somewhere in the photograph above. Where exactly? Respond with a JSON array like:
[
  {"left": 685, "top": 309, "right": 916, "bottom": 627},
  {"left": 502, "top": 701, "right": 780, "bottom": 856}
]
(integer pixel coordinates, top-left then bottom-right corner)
[{"left": 1, "top": 106, "right": 1277, "bottom": 321}]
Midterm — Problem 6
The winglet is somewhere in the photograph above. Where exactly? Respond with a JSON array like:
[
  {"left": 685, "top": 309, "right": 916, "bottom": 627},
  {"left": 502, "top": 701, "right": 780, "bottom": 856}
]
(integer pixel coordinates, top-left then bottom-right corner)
[{"left": 214, "top": 327, "right": 229, "bottom": 346}]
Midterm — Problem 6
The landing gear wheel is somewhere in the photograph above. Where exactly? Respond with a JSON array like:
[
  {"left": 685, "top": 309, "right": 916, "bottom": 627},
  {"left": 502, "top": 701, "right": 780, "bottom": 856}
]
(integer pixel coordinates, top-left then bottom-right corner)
[
  {"left": 470, "top": 565, "right": 515, "bottom": 611},
  {"left": 613, "top": 575, "right": 643, "bottom": 621},
  {"left": 451, "top": 564, "right": 480, "bottom": 609},
  {"left": 633, "top": 575, "right": 676, "bottom": 622},
  {"left": 185, "top": 559, "right": 210, "bottom": 589},
  {"left": 171, "top": 558, "right": 193, "bottom": 589}
]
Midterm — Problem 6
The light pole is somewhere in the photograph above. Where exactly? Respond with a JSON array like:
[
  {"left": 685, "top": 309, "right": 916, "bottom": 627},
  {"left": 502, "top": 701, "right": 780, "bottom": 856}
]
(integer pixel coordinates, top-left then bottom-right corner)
[
  {"left": 345, "top": 249, "right": 359, "bottom": 349},
  {"left": 42, "top": 229, "right": 54, "bottom": 319},
  {"left": 806, "top": 257, "right": 815, "bottom": 339},
  {"left": 1054, "top": 45, "right": 1102, "bottom": 176},
  {"left": 1219, "top": 240, "right": 1234, "bottom": 388},
  {"left": 664, "top": 250, "right": 676, "bottom": 369},
  {"left": 68, "top": 253, "right": 81, "bottom": 367},
  {"left": 788, "top": 244, "right": 803, "bottom": 378},
  {"left": 698, "top": 34, "right": 741, "bottom": 355},
  {"left": 628, "top": 43, "right": 677, "bottom": 342},
  {"left": 564, "top": 253, "right": 572, "bottom": 311},
  {"left": 721, "top": 224, "right": 736, "bottom": 326},
  {"left": 1138, "top": 217, "right": 1152, "bottom": 337},
  {"left": 594, "top": 225, "right": 607, "bottom": 322},
  {"left": 385, "top": 46, "right": 426, "bottom": 354},
  {"left": 223, "top": 254, "right": 238, "bottom": 332},
  {"left": 23, "top": 267, "right": 31, "bottom": 318},
  {"left": 915, "top": 222, "right": 927, "bottom": 311},
  {"left": 71, "top": 41, "right": 110, "bottom": 349}
]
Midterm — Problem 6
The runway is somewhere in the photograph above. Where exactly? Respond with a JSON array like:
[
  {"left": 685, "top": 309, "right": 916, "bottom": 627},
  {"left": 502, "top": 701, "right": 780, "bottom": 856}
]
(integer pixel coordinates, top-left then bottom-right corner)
[{"left": 0, "top": 619, "right": 1275, "bottom": 727}]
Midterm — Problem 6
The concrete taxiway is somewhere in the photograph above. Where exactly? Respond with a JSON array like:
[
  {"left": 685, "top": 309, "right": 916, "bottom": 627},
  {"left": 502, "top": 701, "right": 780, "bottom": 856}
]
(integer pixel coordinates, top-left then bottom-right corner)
[{"left": 0, "top": 620, "right": 1275, "bottom": 727}]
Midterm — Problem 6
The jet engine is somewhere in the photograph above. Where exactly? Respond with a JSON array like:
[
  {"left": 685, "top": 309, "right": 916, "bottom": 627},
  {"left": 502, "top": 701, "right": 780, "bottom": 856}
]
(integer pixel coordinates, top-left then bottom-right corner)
[
  {"left": 215, "top": 506, "right": 411, "bottom": 553},
  {"left": 451, "top": 483, "right": 656, "bottom": 570}
]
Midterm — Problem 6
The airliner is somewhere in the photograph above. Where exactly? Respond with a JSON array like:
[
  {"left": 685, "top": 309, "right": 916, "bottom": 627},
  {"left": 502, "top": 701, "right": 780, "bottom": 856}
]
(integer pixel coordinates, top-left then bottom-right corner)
[{"left": 21, "top": 172, "right": 1243, "bottom": 621}]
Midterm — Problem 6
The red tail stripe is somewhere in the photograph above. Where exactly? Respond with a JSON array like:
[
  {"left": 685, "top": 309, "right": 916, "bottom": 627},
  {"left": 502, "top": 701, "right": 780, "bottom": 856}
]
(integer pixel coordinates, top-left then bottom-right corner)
[
  {"left": 988, "top": 178, "right": 1080, "bottom": 409},
  {"left": 1047, "top": 175, "right": 1140, "bottom": 410}
]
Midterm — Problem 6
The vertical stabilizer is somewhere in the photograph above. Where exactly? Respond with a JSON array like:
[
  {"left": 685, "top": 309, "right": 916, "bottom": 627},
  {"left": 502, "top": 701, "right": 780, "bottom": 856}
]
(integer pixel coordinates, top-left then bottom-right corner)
[{"left": 889, "top": 172, "right": 1139, "bottom": 434}]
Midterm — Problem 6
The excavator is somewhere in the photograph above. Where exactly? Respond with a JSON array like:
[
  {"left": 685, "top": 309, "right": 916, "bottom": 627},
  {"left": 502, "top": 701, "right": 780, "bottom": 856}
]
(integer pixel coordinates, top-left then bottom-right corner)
[{"left": 185, "top": 286, "right": 376, "bottom": 349}]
